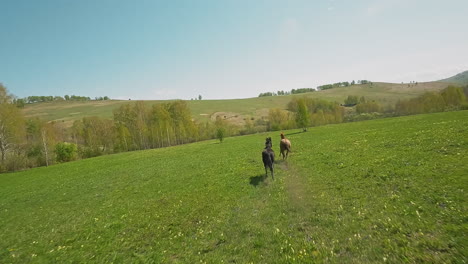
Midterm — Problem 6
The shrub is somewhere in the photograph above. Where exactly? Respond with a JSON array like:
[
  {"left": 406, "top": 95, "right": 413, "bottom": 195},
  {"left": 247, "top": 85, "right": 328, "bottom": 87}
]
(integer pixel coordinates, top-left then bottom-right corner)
[
  {"left": 216, "top": 127, "right": 226, "bottom": 143},
  {"left": 55, "top": 142, "right": 77, "bottom": 163}
]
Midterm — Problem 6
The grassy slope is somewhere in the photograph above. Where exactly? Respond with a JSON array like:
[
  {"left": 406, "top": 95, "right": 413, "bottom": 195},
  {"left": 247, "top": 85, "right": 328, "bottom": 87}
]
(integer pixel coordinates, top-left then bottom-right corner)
[
  {"left": 439, "top": 70, "right": 468, "bottom": 86},
  {"left": 1, "top": 111, "right": 467, "bottom": 263},
  {"left": 22, "top": 81, "right": 450, "bottom": 126}
]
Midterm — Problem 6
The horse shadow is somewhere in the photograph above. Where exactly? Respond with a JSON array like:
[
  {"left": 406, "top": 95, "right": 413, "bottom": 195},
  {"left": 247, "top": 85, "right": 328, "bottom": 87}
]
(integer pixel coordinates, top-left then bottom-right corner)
[
  {"left": 284, "top": 131, "right": 304, "bottom": 136},
  {"left": 249, "top": 174, "right": 268, "bottom": 187}
]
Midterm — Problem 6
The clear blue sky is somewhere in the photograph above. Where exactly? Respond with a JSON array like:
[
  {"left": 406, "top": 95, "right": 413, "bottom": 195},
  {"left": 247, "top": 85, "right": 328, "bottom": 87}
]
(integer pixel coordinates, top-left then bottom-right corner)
[{"left": 1, "top": 0, "right": 467, "bottom": 100}]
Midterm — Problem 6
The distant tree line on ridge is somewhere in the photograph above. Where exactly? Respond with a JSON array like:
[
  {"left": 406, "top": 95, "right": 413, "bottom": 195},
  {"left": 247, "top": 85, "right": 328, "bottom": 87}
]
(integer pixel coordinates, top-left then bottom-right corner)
[
  {"left": 317, "top": 80, "right": 371, "bottom": 90},
  {"left": 259, "top": 80, "right": 372, "bottom": 97},
  {"left": 259, "top": 88, "right": 318, "bottom": 97},
  {"left": 13, "top": 95, "right": 111, "bottom": 108}
]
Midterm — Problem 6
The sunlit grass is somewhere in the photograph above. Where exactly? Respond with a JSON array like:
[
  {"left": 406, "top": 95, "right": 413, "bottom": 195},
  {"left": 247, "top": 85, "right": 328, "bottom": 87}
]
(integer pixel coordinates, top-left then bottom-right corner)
[{"left": 1, "top": 111, "right": 466, "bottom": 263}]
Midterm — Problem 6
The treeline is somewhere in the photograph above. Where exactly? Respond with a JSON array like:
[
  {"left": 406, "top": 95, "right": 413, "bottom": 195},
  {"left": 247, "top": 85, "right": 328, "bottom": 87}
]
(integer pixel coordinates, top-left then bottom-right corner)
[
  {"left": 291, "top": 88, "right": 315, "bottom": 94},
  {"left": 342, "top": 85, "right": 467, "bottom": 122},
  {"left": 63, "top": 101, "right": 203, "bottom": 158},
  {"left": 267, "top": 85, "right": 467, "bottom": 132},
  {"left": 259, "top": 90, "right": 291, "bottom": 97},
  {"left": 0, "top": 84, "right": 237, "bottom": 172},
  {"left": 317, "top": 80, "right": 371, "bottom": 90},
  {"left": 258, "top": 88, "right": 317, "bottom": 97},
  {"left": 14, "top": 95, "right": 111, "bottom": 107},
  {"left": 259, "top": 80, "right": 373, "bottom": 97},
  {"left": 395, "top": 85, "right": 467, "bottom": 115},
  {"left": 26, "top": 95, "right": 95, "bottom": 103}
]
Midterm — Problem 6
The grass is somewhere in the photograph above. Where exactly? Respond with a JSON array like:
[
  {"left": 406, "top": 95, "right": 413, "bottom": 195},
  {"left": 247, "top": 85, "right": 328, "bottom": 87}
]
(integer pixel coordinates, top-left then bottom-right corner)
[
  {"left": 1, "top": 110, "right": 467, "bottom": 263},
  {"left": 22, "top": 81, "right": 451, "bottom": 126}
]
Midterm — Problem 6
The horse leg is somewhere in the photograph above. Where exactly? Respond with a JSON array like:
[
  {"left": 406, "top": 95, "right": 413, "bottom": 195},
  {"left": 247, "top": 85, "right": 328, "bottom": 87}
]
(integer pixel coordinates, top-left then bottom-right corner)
[{"left": 270, "top": 164, "right": 274, "bottom": 180}]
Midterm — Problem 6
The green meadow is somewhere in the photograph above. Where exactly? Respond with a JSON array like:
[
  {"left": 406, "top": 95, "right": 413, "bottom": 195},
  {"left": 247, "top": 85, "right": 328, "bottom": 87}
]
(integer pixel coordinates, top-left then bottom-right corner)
[
  {"left": 1, "top": 111, "right": 467, "bottom": 263},
  {"left": 22, "top": 81, "right": 450, "bottom": 126}
]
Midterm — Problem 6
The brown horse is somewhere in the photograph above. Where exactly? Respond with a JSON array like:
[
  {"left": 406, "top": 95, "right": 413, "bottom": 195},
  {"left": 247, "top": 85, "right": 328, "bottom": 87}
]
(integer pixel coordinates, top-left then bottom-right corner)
[{"left": 279, "top": 133, "right": 291, "bottom": 160}]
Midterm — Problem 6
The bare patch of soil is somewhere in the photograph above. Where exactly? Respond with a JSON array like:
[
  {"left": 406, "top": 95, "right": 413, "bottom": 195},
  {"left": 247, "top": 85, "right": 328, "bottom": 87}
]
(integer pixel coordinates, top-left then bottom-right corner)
[{"left": 211, "top": 112, "right": 246, "bottom": 126}]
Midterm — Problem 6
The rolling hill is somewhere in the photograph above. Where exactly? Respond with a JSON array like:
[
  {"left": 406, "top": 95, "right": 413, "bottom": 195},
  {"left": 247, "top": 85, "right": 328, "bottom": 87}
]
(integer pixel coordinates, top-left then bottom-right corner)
[
  {"left": 439, "top": 70, "right": 468, "bottom": 86},
  {"left": 1, "top": 111, "right": 467, "bottom": 263},
  {"left": 22, "top": 81, "right": 452, "bottom": 126}
]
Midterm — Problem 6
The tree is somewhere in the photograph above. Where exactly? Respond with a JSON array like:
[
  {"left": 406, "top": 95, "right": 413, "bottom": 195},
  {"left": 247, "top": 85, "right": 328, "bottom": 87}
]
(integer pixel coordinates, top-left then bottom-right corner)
[
  {"left": 13, "top": 98, "right": 26, "bottom": 108},
  {"left": 441, "top": 86, "right": 466, "bottom": 108},
  {"left": 80, "top": 116, "right": 115, "bottom": 156},
  {"left": 113, "top": 102, "right": 148, "bottom": 150},
  {"left": 215, "top": 116, "right": 227, "bottom": 143},
  {"left": 259, "top": 92, "right": 275, "bottom": 97},
  {"left": 25, "top": 118, "right": 46, "bottom": 166},
  {"left": 40, "top": 122, "right": 59, "bottom": 166},
  {"left": 168, "top": 100, "right": 198, "bottom": 145},
  {"left": 0, "top": 85, "right": 26, "bottom": 167},
  {"left": 0, "top": 103, "right": 25, "bottom": 164},
  {"left": 295, "top": 98, "right": 310, "bottom": 131},
  {"left": 268, "top": 108, "right": 291, "bottom": 131},
  {"left": 311, "top": 110, "right": 325, "bottom": 126},
  {"left": 0, "top": 83, "right": 12, "bottom": 104},
  {"left": 198, "top": 95, "right": 202, "bottom": 100},
  {"left": 149, "top": 103, "right": 174, "bottom": 148},
  {"left": 216, "top": 127, "right": 226, "bottom": 143}
]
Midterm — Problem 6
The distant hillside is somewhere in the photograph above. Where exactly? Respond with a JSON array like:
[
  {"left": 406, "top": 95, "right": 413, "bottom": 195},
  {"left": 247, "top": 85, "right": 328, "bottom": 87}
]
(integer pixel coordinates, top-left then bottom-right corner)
[
  {"left": 439, "top": 70, "right": 468, "bottom": 85},
  {"left": 22, "top": 81, "right": 451, "bottom": 126}
]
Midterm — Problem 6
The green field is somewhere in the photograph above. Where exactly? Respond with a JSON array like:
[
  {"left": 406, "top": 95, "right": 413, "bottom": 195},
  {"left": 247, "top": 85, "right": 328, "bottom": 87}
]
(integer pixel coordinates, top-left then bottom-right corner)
[
  {"left": 22, "top": 81, "right": 451, "bottom": 126},
  {"left": 1, "top": 111, "right": 467, "bottom": 263}
]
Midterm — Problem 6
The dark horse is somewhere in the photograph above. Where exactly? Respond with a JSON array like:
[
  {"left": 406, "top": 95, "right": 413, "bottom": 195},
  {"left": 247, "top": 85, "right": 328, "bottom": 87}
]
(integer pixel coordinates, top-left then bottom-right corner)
[{"left": 262, "top": 137, "right": 275, "bottom": 179}]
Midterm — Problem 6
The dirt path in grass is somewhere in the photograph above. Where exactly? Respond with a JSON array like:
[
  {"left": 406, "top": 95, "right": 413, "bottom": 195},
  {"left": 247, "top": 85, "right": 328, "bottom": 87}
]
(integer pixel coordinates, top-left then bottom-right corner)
[
  {"left": 279, "top": 160, "right": 313, "bottom": 211},
  {"left": 277, "top": 159, "right": 323, "bottom": 244}
]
